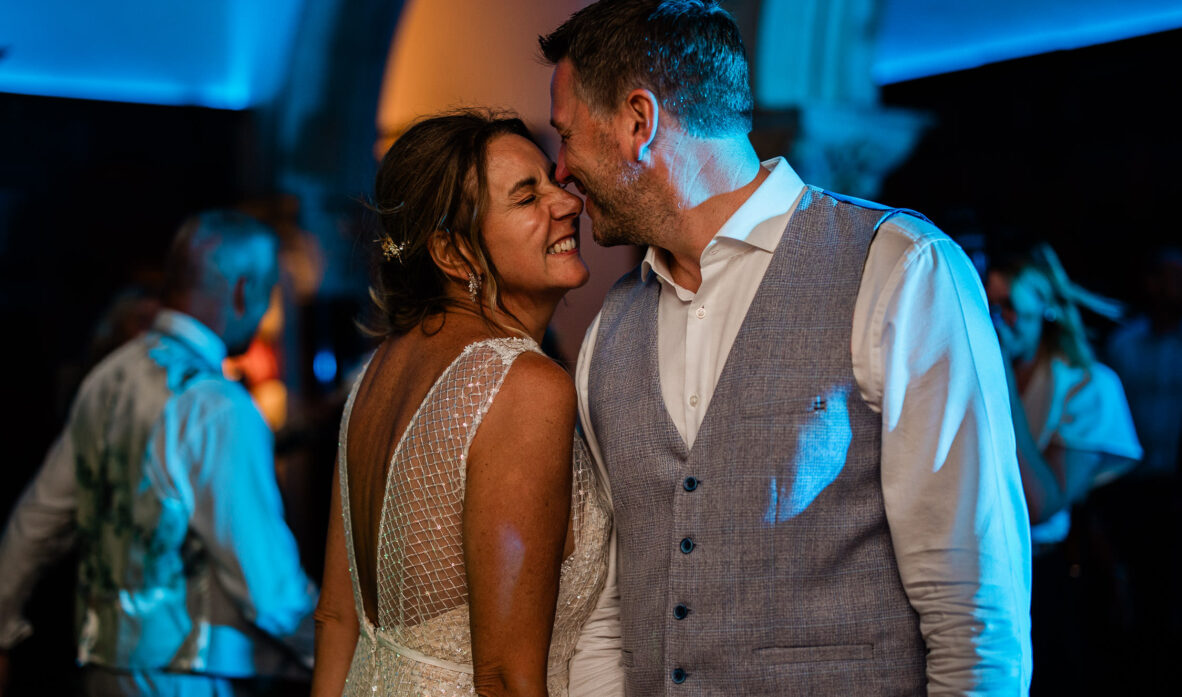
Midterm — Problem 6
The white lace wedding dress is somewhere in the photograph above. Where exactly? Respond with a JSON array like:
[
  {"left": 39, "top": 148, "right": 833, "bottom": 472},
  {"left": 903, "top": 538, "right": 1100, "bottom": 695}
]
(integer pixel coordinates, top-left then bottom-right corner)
[{"left": 337, "top": 337, "right": 611, "bottom": 696}]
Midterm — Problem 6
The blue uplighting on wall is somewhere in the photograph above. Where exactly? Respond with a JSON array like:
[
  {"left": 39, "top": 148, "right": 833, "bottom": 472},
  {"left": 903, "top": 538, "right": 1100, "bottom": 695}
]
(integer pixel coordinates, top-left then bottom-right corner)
[
  {"left": 0, "top": 1, "right": 306, "bottom": 109},
  {"left": 6, "top": 1, "right": 1182, "bottom": 107},
  {"left": 875, "top": 0, "right": 1182, "bottom": 84}
]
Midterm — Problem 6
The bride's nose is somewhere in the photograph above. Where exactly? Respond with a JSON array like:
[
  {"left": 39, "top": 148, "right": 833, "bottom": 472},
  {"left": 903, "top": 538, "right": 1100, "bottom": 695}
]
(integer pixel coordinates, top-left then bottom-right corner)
[{"left": 551, "top": 187, "right": 583, "bottom": 220}]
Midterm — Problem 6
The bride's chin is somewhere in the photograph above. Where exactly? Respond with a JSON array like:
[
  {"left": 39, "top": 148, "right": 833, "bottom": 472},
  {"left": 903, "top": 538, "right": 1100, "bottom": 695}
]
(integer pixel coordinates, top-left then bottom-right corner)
[{"left": 562, "top": 266, "right": 591, "bottom": 291}]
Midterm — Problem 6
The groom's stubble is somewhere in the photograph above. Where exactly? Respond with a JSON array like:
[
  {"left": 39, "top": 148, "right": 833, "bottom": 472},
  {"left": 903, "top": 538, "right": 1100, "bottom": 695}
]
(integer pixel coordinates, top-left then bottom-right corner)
[{"left": 585, "top": 130, "right": 679, "bottom": 251}]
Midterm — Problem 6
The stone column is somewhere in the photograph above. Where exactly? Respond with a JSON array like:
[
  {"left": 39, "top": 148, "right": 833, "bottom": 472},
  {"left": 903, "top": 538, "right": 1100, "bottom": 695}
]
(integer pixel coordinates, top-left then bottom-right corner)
[{"left": 731, "top": 0, "right": 929, "bottom": 199}]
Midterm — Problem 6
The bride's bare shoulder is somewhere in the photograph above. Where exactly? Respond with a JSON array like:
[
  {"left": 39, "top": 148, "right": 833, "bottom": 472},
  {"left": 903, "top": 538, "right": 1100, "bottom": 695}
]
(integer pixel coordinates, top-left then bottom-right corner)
[{"left": 477, "top": 348, "right": 576, "bottom": 447}]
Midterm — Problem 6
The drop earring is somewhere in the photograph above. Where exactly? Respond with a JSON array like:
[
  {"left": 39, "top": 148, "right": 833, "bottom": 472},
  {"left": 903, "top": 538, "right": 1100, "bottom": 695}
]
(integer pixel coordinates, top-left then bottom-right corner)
[{"left": 467, "top": 272, "right": 482, "bottom": 303}]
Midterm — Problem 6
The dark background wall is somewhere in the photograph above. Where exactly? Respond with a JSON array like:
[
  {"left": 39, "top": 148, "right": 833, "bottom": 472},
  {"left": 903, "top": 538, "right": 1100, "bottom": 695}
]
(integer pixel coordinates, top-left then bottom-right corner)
[
  {"left": 0, "top": 96, "right": 262, "bottom": 507},
  {"left": 0, "top": 96, "right": 266, "bottom": 695},
  {"left": 881, "top": 27, "right": 1182, "bottom": 304}
]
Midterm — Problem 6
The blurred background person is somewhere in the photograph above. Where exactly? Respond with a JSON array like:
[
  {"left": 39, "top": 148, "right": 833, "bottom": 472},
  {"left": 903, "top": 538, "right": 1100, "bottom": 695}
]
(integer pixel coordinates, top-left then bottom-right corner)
[
  {"left": 83, "top": 286, "right": 164, "bottom": 371},
  {"left": 51, "top": 285, "right": 164, "bottom": 435},
  {"left": 986, "top": 242, "right": 1141, "bottom": 696},
  {"left": 0, "top": 210, "right": 318, "bottom": 697},
  {"left": 1096, "top": 245, "right": 1182, "bottom": 690},
  {"left": 1105, "top": 246, "right": 1182, "bottom": 479}
]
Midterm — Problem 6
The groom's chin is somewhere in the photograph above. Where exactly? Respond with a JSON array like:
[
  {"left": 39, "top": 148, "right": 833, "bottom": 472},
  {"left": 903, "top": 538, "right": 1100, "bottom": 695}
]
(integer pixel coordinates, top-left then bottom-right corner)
[{"left": 591, "top": 226, "right": 623, "bottom": 248}]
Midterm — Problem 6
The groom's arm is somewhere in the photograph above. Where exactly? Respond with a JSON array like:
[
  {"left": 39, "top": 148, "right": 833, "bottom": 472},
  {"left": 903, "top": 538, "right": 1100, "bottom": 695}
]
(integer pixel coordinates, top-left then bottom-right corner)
[
  {"left": 568, "top": 314, "right": 625, "bottom": 697},
  {"left": 853, "top": 221, "right": 1032, "bottom": 696}
]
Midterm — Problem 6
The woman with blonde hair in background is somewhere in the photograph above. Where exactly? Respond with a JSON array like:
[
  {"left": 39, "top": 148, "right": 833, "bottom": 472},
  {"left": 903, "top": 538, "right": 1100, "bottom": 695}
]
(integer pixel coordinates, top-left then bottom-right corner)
[{"left": 987, "top": 242, "right": 1141, "bottom": 695}]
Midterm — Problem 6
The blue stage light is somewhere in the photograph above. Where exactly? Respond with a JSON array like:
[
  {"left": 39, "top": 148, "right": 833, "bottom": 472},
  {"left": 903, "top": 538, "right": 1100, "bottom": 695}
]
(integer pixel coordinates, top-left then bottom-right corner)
[
  {"left": 874, "top": 0, "right": 1182, "bottom": 84},
  {"left": 0, "top": 0, "right": 304, "bottom": 109},
  {"left": 313, "top": 348, "right": 338, "bottom": 385}
]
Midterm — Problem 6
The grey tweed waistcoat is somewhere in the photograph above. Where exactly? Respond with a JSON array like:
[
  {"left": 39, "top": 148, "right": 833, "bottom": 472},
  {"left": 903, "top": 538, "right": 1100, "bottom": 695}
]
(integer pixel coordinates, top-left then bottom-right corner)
[{"left": 589, "top": 188, "right": 927, "bottom": 696}]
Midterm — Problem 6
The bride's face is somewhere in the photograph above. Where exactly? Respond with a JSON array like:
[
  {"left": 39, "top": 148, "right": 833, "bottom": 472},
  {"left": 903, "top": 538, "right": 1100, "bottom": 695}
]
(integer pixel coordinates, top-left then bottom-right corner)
[{"left": 479, "top": 134, "right": 589, "bottom": 306}]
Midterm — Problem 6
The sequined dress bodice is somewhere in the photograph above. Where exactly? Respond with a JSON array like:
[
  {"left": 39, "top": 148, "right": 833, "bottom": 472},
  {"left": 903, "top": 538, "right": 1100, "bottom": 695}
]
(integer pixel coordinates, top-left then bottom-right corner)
[{"left": 339, "top": 338, "right": 611, "bottom": 696}]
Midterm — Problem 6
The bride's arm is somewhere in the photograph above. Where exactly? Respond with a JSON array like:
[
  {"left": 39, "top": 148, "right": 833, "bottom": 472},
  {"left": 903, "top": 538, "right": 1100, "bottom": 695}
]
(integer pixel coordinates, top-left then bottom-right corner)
[
  {"left": 465, "top": 353, "right": 574, "bottom": 697},
  {"left": 310, "top": 458, "right": 360, "bottom": 696}
]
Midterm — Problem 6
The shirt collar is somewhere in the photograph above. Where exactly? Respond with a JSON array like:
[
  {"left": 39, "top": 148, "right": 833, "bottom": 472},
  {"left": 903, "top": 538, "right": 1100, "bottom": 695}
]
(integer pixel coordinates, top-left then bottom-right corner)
[
  {"left": 641, "top": 156, "right": 806, "bottom": 284},
  {"left": 153, "top": 309, "right": 228, "bottom": 368}
]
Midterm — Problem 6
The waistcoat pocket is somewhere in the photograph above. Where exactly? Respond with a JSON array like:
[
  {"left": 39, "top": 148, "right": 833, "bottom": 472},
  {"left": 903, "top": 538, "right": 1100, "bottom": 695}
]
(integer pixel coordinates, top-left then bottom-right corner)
[{"left": 753, "top": 643, "right": 872, "bottom": 663}]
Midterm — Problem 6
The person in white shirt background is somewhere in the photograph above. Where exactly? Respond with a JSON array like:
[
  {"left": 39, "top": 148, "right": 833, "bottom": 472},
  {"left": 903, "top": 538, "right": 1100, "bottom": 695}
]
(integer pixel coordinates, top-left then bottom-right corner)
[
  {"left": 0, "top": 210, "right": 318, "bottom": 697},
  {"left": 543, "top": 1, "right": 1031, "bottom": 694},
  {"left": 987, "top": 242, "right": 1141, "bottom": 696},
  {"left": 1099, "top": 246, "right": 1182, "bottom": 693}
]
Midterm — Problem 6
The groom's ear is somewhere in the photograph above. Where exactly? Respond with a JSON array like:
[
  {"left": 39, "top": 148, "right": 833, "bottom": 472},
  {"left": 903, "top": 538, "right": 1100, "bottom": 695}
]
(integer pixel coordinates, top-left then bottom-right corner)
[{"left": 622, "top": 88, "right": 659, "bottom": 163}]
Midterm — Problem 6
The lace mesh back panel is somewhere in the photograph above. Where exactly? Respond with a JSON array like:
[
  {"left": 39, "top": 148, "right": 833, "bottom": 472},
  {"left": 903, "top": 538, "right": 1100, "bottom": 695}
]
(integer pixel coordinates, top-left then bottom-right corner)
[{"left": 338, "top": 338, "right": 611, "bottom": 696}]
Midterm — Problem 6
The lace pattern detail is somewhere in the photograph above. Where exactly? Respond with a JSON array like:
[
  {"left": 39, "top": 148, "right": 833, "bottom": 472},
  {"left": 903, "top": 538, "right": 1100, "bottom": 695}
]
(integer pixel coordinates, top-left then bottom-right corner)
[{"left": 338, "top": 337, "right": 611, "bottom": 696}]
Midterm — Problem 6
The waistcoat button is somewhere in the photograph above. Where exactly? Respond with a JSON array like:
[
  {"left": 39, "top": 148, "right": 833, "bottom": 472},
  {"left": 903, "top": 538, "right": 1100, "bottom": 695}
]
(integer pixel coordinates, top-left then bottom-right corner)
[
  {"left": 683, "top": 476, "right": 699, "bottom": 492},
  {"left": 671, "top": 667, "right": 687, "bottom": 684},
  {"left": 673, "top": 604, "right": 689, "bottom": 620},
  {"left": 679, "top": 537, "right": 695, "bottom": 554}
]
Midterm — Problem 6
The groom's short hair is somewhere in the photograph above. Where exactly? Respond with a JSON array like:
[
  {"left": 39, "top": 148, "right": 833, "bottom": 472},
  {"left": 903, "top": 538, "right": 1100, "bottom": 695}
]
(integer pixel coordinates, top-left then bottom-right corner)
[{"left": 539, "top": 0, "right": 753, "bottom": 138}]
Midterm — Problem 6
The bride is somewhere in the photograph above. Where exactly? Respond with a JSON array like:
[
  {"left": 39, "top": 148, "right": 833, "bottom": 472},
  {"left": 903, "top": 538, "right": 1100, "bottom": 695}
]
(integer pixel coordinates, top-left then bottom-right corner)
[{"left": 309, "top": 109, "right": 616, "bottom": 697}]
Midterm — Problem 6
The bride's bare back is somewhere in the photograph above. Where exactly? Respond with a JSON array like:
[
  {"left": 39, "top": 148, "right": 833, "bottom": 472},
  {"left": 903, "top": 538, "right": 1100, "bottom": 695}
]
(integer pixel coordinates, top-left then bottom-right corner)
[
  {"left": 332, "top": 314, "right": 610, "bottom": 695},
  {"left": 344, "top": 323, "right": 491, "bottom": 630}
]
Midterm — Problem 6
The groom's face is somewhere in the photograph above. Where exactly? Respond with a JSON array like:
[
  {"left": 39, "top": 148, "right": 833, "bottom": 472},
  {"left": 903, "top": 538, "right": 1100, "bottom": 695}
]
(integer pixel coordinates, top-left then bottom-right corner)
[{"left": 550, "top": 60, "right": 647, "bottom": 247}]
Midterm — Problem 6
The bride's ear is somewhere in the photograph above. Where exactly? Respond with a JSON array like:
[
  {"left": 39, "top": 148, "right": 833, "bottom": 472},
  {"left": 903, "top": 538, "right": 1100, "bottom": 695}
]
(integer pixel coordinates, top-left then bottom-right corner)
[{"left": 428, "top": 230, "right": 478, "bottom": 284}]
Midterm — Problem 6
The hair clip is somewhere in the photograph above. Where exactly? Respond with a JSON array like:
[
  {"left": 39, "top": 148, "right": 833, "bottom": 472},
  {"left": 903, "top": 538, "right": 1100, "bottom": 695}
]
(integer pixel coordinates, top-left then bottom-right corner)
[{"left": 379, "top": 235, "right": 406, "bottom": 262}]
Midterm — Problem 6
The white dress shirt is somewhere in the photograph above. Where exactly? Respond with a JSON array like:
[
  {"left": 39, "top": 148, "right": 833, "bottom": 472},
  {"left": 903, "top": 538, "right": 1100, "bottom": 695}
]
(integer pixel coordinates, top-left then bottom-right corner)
[
  {"left": 1023, "top": 356, "right": 1142, "bottom": 545},
  {"left": 570, "top": 158, "right": 1032, "bottom": 696}
]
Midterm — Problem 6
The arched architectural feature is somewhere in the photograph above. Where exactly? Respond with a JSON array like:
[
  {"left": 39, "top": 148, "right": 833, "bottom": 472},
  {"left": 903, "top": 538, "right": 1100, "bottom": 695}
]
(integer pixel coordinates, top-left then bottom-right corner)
[{"left": 377, "top": 0, "right": 582, "bottom": 151}]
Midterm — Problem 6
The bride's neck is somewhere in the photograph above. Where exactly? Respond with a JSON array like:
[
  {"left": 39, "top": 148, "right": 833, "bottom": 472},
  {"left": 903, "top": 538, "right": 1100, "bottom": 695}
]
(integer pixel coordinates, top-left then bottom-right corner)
[{"left": 443, "top": 298, "right": 555, "bottom": 345}]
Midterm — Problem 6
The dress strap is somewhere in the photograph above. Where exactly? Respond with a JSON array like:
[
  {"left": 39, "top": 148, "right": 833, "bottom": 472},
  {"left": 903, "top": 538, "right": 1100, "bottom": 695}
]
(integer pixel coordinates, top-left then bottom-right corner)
[
  {"left": 338, "top": 353, "right": 375, "bottom": 628},
  {"left": 371, "top": 631, "right": 476, "bottom": 676},
  {"left": 483, "top": 336, "right": 542, "bottom": 362}
]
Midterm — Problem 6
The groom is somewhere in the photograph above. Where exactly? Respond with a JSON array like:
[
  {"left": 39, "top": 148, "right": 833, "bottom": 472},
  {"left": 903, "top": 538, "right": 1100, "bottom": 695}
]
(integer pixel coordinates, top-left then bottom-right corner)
[{"left": 543, "top": 1, "right": 1032, "bottom": 694}]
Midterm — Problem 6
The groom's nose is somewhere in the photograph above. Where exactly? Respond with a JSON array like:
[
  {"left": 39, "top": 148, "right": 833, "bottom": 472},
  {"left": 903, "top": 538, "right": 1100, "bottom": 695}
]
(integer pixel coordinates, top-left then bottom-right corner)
[{"left": 555, "top": 149, "right": 573, "bottom": 185}]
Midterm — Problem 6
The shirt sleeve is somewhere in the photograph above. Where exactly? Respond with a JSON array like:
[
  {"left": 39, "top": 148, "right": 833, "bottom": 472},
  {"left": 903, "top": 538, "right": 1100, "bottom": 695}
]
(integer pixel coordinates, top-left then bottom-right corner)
[
  {"left": 568, "top": 313, "right": 625, "bottom": 697},
  {"left": 1053, "top": 361, "right": 1142, "bottom": 460},
  {"left": 185, "top": 389, "right": 318, "bottom": 666},
  {"left": 0, "top": 434, "right": 79, "bottom": 649},
  {"left": 853, "top": 226, "right": 1033, "bottom": 695}
]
